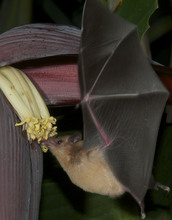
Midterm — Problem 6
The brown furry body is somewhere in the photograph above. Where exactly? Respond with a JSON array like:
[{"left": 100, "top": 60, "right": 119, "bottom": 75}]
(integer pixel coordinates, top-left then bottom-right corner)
[{"left": 46, "top": 134, "right": 124, "bottom": 197}]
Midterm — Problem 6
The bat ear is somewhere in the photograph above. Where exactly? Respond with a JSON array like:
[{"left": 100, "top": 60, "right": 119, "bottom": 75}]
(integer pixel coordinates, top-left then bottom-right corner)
[{"left": 69, "top": 132, "right": 82, "bottom": 144}]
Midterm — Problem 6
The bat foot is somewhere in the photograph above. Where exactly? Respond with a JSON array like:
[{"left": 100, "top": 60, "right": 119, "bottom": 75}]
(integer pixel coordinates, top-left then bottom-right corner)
[
  {"left": 154, "top": 182, "right": 170, "bottom": 192},
  {"left": 149, "top": 177, "right": 170, "bottom": 192}
]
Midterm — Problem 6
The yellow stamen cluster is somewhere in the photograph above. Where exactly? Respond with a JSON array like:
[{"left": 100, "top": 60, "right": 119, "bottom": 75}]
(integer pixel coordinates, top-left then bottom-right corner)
[
  {"left": 0, "top": 66, "right": 57, "bottom": 152},
  {"left": 16, "top": 117, "right": 57, "bottom": 143}
]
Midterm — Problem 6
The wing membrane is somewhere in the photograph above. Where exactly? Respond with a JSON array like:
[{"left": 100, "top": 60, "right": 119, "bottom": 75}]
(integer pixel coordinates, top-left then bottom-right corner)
[{"left": 78, "top": 0, "right": 169, "bottom": 205}]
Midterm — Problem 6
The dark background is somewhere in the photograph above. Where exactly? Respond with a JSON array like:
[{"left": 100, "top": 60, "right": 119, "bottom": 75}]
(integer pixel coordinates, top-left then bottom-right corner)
[{"left": 0, "top": 0, "right": 171, "bottom": 219}]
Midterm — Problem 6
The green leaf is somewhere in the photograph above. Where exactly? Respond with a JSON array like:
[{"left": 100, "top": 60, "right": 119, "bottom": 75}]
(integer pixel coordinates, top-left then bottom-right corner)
[
  {"left": 116, "top": 0, "right": 158, "bottom": 38},
  {"left": 0, "top": 0, "right": 33, "bottom": 33},
  {"left": 106, "top": 0, "right": 122, "bottom": 10}
]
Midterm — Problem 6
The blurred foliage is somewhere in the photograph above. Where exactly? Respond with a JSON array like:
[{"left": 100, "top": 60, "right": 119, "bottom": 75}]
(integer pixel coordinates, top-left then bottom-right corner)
[
  {"left": 0, "top": 0, "right": 33, "bottom": 32},
  {"left": 148, "top": 0, "right": 172, "bottom": 66},
  {"left": 0, "top": 0, "right": 172, "bottom": 219},
  {"left": 0, "top": 0, "right": 171, "bottom": 65}
]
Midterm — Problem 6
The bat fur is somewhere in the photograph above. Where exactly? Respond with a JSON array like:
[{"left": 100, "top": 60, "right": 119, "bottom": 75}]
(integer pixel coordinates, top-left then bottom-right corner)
[{"left": 46, "top": 133, "right": 124, "bottom": 197}]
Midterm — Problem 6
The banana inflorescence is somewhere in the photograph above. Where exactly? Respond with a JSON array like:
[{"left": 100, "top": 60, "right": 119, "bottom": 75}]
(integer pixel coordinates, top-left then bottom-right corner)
[{"left": 0, "top": 66, "right": 57, "bottom": 152}]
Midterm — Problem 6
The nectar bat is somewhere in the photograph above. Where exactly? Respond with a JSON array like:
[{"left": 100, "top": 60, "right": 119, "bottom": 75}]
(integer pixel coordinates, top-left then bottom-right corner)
[
  {"left": 46, "top": 133, "right": 124, "bottom": 197},
  {"left": 78, "top": 0, "right": 169, "bottom": 218},
  {"left": 46, "top": 133, "right": 169, "bottom": 219},
  {"left": 48, "top": 0, "right": 169, "bottom": 218}
]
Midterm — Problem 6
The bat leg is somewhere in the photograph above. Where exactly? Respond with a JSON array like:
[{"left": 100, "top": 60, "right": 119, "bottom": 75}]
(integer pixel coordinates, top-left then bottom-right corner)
[
  {"left": 139, "top": 177, "right": 170, "bottom": 220},
  {"left": 153, "top": 182, "right": 170, "bottom": 192},
  {"left": 149, "top": 176, "right": 170, "bottom": 192},
  {"left": 138, "top": 176, "right": 170, "bottom": 219}
]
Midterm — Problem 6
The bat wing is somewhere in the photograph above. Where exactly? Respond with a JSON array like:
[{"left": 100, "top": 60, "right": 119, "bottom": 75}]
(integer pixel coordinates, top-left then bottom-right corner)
[{"left": 78, "top": 0, "right": 169, "bottom": 209}]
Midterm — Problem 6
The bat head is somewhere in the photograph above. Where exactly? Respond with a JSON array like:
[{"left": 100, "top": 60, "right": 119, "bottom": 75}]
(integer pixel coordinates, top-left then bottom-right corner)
[
  {"left": 45, "top": 132, "right": 82, "bottom": 148},
  {"left": 45, "top": 132, "right": 83, "bottom": 163}
]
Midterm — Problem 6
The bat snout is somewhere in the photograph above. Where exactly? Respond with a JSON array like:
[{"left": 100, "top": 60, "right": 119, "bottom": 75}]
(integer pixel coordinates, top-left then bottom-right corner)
[
  {"left": 68, "top": 132, "right": 82, "bottom": 144},
  {"left": 44, "top": 137, "right": 57, "bottom": 148}
]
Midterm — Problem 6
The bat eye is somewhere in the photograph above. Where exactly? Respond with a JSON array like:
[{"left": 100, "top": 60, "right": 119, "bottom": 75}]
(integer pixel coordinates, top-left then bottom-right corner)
[{"left": 57, "top": 139, "right": 63, "bottom": 145}]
